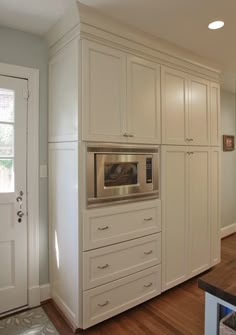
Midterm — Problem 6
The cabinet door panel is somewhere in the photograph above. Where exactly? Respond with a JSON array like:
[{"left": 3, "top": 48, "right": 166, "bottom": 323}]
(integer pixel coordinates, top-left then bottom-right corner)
[
  {"left": 210, "top": 148, "right": 220, "bottom": 265},
  {"left": 127, "top": 56, "right": 160, "bottom": 143},
  {"left": 188, "top": 148, "right": 210, "bottom": 276},
  {"left": 161, "top": 67, "right": 188, "bottom": 145},
  {"left": 210, "top": 83, "right": 220, "bottom": 146},
  {"left": 189, "top": 77, "right": 210, "bottom": 145},
  {"left": 161, "top": 146, "right": 188, "bottom": 291},
  {"left": 82, "top": 40, "right": 126, "bottom": 142}
]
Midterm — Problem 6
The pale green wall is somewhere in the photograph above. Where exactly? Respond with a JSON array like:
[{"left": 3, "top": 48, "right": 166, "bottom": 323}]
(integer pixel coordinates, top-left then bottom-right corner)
[
  {"left": 221, "top": 90, "right": 236, "bottom": 228},
  {"left": 0, "top": 26, "right": 49, "bottom": 284}
]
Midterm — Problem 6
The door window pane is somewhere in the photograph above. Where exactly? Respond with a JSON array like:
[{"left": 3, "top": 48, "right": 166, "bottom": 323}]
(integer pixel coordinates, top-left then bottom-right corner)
[
  {"left": 0, "top": 159, "right": 14, "bottom": 192},
  {"left": 0, "top": 89, "right": 14, "bottom": 122},
  {"left": 0, "top": 124, "right": 14, "bottom": 156}
]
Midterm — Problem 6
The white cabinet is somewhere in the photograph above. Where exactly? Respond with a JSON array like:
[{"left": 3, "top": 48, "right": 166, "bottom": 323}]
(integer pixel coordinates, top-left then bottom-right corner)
[
  {"left": 82, "top": 40, "right": 127, "bottom": 143},
  {"left": 210, "top": 83, "right": 220, "bottom": 146},
  {"left": 127, "top": 56, "right": 161, "bottom": 143},
  {"left": 82, "top": 40, "right": 161, "bottom": 144},
  {"left": 161, "top": 146, "right": 219, "bottom": 291},
  {"left": 83, "top": 265, "right": 161, "bottom": 329},
  {"left": 161, "top": 67, "right": 188, "bottom": 145},
  {"left": 161, "top": 66, "right": 218, "bottom": 146},
  {"left": 83, "top": 199, "right": 161, "bottom": 250}
]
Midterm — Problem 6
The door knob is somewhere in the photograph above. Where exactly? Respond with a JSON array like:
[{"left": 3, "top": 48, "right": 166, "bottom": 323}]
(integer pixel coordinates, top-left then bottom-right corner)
[{"left": 17, "top": 210, "right": 24, "bottom": 218}]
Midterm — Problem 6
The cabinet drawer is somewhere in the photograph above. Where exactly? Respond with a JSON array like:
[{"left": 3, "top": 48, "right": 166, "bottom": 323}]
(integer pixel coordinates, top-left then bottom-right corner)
[
  {"left": 83, "top": 199, "right": 161, "bottom": 250},
  {"left": 83, "top": 265, "right": 161, "bottom": 329},
  {"left": 83, "top": 233, "right": 161, "bottom": 290}
]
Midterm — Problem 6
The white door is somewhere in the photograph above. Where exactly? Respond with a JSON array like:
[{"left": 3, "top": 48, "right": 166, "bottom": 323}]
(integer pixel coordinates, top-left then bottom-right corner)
[
  {"left": 82, "top": 40, "right": 127, "bottom": 143},
  {"left": 127, "top": 55, "right": 161, "bottom": 144},
  {"left": 161, "top": 146, "right": 189, "bottom": 291},
  {"left": 161, "top": 67, "right": 188, "bottom": 145},
  {"left": 0, "top": 75, "right": 28, "bottom": 314},
  {"left": 188, "top": 76, "right": 210, "bottom": 145},
  {"left": 188, "top": 147, "right": 210, "bottom": 277}
]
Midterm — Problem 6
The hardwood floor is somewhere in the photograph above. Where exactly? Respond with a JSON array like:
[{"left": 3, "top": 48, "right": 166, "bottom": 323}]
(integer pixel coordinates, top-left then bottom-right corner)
[{"left": 42, "top": 234, "right": 236, "bottom": 335}]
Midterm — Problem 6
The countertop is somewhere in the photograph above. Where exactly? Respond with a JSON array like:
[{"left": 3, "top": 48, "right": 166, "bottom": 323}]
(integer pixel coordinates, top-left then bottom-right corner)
[{"left": 198, "top": 258, "right": 236, "bottom": 306}]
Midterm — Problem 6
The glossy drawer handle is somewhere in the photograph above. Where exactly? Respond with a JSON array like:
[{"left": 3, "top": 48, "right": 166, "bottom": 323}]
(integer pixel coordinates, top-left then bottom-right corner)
[
  {"left": 144, "top": 217, "right": 153, "bottom": 221},
  {"left": 98, "top": 300, "right": 109, "bottom": 307},
  {"left": 144, "top": 250, "right": 153, "bottom": 255},
  {"left": 97, "top": 226, "right": 109, "bottom": 231},
  {"left": 97, "top": 264, "right": 109, "bottom": 269},
  {"left": 144, "top": 282, "right": 153, "bottom": 288}
]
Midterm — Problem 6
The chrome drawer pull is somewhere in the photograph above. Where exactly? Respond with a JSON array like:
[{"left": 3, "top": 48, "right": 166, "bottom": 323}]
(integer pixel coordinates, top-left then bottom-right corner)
[
  {"left": 144, "top": 217, "right": 153, "bottom": 221},
  {"left": 97, "top": 264, "right": 109, "bottom": 269},
  {"left": 144, "top": 250, "right": 153, "bottom": 255},
  {"left": 98, "top": 226, "right": 109, "bottom": 231},
  {"left": 144, "top": 282, "right": 153, "bottom": 288},
  {"left": 98, "top": 301, "right": 109, "bottom": 307}
]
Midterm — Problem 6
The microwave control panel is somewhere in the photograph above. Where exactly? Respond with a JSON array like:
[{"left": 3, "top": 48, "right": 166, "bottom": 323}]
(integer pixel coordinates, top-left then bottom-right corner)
[{"left": 146, "top": 158, "right": 152, "bottom": 183}]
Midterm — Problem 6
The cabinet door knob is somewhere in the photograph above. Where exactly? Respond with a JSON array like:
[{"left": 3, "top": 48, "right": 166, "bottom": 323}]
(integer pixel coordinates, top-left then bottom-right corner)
[
  {"left": 144, "top": 282, "right": 153, "bottom": 288},
  {"left": 98, "top": 301, "right": 109, "bottom": 307},
  {"left": 144, "top": 217, "right": 153, "bottom": 221},
  {"left": 97, "top": 264, "right": 109, "bottom": 269},
  {"left": 98, "top": 226, "right": 109, "bottom": 231},
  {"left": 144, "top": 250, "right": 153, "bottom": 255}
]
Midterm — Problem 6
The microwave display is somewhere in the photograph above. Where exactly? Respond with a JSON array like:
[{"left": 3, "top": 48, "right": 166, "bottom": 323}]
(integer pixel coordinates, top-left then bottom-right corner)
[{"left": 104, "top": 162, "right": 138, "bottom": 187}]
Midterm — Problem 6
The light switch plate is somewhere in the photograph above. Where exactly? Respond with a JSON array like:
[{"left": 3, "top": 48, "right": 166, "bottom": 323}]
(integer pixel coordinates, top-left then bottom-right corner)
[{"left": 40, "top": 165, "right": 47, "bottom": 178}]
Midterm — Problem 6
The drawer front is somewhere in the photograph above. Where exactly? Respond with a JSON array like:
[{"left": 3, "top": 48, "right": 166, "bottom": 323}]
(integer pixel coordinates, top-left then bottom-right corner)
[
  {"left": 83, "top": 233, "right": 161, "bottom": 290},
  {"left": 83, "top": 265, "right": 161, "bottom": 329},
  {"left": 83, "top": 199, "right": 161, "bottom": 250}
]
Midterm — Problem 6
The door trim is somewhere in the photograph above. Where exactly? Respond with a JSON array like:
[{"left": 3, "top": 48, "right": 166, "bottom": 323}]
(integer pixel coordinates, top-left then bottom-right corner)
[{"left": 0, "top": 63, "right": 40, "bottom": 307}]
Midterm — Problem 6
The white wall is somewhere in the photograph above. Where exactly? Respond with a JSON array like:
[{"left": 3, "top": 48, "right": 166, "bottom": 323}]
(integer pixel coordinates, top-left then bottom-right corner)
[
  {"left": 221, "top": 90, "right": 236, "bottom": 228},
  {"left": 0, "top": 26, "right": 49, "bottom": 284}
]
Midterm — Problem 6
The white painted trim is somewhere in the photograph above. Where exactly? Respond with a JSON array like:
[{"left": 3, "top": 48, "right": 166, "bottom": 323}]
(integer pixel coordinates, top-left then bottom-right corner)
[
  {"left": 0, "top": 63, "right": 40, "bottom": 308},
  {"left": 220, "top": 222, "right": 236, "bottom": 239},
  {"left": 40, "top": 284, "right": 51, "bottom": 302}
]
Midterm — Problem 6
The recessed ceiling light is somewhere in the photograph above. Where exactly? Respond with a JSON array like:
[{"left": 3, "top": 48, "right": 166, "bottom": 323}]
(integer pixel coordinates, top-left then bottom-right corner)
[{"left": 208, "top": 21, "right": 224, "bottom": 30}]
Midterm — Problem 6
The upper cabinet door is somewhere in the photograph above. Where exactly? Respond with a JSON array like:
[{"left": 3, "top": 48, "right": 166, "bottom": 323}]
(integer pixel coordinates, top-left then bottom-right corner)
[
  {"left": 82, "top": 40, "right": 126, "bottom": 142},
  {"left": 161, "top": 67, "right": 188, "bottom": 145},
  {"left": 210, "top": 82, "right": 220, "bottom": 146},
  {"left": 127, "top": 56, "right": 161, "bottom": 144},
  {"left": 188, "top": 76, "right": 210, "bottom": 145}
]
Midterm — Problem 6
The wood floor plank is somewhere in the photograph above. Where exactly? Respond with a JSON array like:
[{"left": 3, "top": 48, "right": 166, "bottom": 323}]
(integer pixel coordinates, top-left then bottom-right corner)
[{"left": 42, "top": 234, "right": 235, "bottom": 335}]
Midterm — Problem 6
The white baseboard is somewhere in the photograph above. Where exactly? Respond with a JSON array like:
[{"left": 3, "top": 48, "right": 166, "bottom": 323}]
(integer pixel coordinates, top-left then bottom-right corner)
[
  {"left": 220, "top": 222, "right": 236, "bottom": 239},
  {"left": 40, "top": 284, "right": 51, "bottom": 302}
]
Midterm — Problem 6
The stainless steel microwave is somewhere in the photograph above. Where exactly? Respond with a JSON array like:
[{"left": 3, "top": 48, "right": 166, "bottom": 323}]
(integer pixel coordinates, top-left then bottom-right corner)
[{"left": 87, "top": 144, "right": 159, "bottom": 207}]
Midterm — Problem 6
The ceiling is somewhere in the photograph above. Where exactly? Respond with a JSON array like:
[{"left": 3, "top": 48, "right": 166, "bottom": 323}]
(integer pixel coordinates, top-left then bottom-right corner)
[{"left": 0, "top": 0, "right": 235, "bottom": 92}]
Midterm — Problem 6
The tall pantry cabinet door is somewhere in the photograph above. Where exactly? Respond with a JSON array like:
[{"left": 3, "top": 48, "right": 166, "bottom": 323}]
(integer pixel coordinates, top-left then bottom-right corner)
[
  {"left": 188, "top": 76, "right": 210, "bottom": 145},
  {"left": 188, "top": 148, "right": 210, "bottom": 277},
  {"left": 127, "top": 56, "right": 161, "bottom": 144},
  {"left": 161, "top": 67, "right": 188, "bottom": 145},
  {"left": 210, "top": 83, "right": 220, "bottom": 146},
  {"left": 82, "top": 40, "right": 126, "bottom": 142},
  {"left": 161, "top": 146, "right": 189, "bottom": 291},
  {"left": 210, "top": 148, "right": 221, "bottom": 266}
]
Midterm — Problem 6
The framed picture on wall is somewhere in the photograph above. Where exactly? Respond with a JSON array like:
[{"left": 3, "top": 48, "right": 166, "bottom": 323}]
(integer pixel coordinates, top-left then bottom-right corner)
[{"left": 223, "top": 135, "right": 235, "bottom": 151}]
